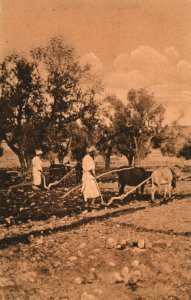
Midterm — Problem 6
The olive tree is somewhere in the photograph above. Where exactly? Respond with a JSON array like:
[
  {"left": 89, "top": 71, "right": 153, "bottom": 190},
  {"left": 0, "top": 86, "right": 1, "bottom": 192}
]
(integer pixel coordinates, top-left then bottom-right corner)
[
  {"left": 80, "top": 94, "right": 122, "bottom": 169},
  {"left": 0, "top": 54, "right": 45, "bottom": 170},
  {"left": 113, "top": 89, "right": 165, "bottom": 166},
  {"left": 0, "top": 37, "right": 103, "bottom": 171},
  {"left": 31, "top": 37, "right": 103, "bottom": 160}
]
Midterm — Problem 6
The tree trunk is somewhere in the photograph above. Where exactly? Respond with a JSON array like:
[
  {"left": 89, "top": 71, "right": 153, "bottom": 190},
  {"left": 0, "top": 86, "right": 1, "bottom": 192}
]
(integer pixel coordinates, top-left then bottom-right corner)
[
  {"left": 6, "top": 140, "right": 28, "bottom": 172},
  {"left": 75, "top": 160, "right": 83, "bottom": 183},
  {"left": 103, "top": 146, "right": 112, "bottom": 170},
  {"left": 0, "top": 145, "right": 3, "bottom": 157},
  {"left": 25, "top": 154, "right": 32, "bottom": 171},
  {"left": 17, "top": 152, "right": 28, "bottom": 173},
  {"left": 1, "top": 131, "right": 30, "bottom": 172},
  {"left": 124, "top": 150, "right": 135, "bottom": 166},
  {"left": 104, "top": 155, "right": 111, "bottom": 170},
  {"left": 134, "top": 155, "right": 140, "bottom": 167}
]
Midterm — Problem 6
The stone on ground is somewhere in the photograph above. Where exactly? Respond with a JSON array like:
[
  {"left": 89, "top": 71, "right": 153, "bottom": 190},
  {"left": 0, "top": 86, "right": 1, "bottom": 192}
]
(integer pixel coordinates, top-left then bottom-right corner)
[
  {"left": 109, "top": 272, "right": 124, "bottom": 284},
  {"left": 131, "top": 260, "right": 139, "bottom": 268},
  {"left": 121, "top": 266, "right": 129, "bottom": 278},
  {"left": 107, "top": 237, "right": 118, "bottom": 248},
  {"left": 74, "top": 277, "right": 83, "bottom": 284},
  {"left": 138, "top": 239, "right": 145, "bottom": 249}
]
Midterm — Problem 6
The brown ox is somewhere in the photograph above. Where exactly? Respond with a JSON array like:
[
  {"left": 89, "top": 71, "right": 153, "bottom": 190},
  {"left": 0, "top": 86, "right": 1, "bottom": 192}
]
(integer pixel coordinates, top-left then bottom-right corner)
[{"left": 151, "top": 166, "right": 180, "bottom": 201}]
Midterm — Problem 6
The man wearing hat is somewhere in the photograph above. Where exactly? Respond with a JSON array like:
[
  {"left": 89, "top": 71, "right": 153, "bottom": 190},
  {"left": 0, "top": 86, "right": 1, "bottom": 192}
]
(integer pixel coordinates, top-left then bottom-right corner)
[
  {"left": 81, "top": 146, "right": 100, "bottom": 207},
  {"left": 32, "top": 149, "right": 43, "bottom": 190}
]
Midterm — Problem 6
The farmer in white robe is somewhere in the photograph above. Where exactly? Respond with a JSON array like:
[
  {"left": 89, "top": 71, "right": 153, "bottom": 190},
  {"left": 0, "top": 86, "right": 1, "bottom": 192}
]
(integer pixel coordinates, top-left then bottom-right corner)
[
  {"left": 81, "top": 146, "right": 100, "bottom": 207},
  {"left": 32, "top": 149, "right": 43, "bottom": 189}
]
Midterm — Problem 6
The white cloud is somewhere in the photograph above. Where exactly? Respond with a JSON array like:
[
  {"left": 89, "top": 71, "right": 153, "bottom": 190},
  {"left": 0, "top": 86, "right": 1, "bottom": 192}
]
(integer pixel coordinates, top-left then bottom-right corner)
[
  {"left": 106, "top": 69, "right": 145, "bottom": 90},
  {"left": 131, "top": 45, "right": 168, "bottom": 68},
  {"left": 113, "top": 51, "right": 130, "bottom": 71},
  {"left": 112, "top": 45, "right": 174, "bottom": 88},
  {"left": 80, "top": 46, "right": 191, "bottom": 125},
  {"left": 164, "top": 47, "right": 180, "bottom": 62},
  {"left": 144, "top": 84, "right": 191, "bottom": 125},
  {"left": 176, "top": 60, "right": 191, "bottom": 83},
  {"left": 80, "top": 52, "right": 105, "bottom": 74},
  {"left": 104, "top": 87, "right": 127, "bottom": 102},
  {"left": 106, "top": 45, "right": 191, "bottom": 125},
  {"left": 113, "top": 45, "right": 169, "bottom": 74}
]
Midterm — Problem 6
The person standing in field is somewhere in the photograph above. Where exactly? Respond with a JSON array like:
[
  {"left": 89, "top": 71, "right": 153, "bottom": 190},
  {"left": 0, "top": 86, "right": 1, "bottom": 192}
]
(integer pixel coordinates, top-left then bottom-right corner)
[
  {"left": 81, "top": 146, "right": 100, "bottom": 207},
  {"left": 32, "top": 149, "right": 43, "bottom": 190}
]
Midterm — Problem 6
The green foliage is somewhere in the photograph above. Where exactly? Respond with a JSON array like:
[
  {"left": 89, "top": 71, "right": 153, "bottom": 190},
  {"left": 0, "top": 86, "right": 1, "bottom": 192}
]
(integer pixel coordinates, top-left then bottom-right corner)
[
  {"left": 81, "top": 94, "right": 122, "bottom": 169},
  {"left": 94, "top": 95, "right": 124, "bottom": 169},
  {"left": 65, "top": 122, "right": 89, "bottom": 161},
  {"left": 159, "top": 121, "right": 188, "bottom": 157},
  {"left": 113, "top": 88, "right": 165, "bottom": 165},
  {"left": 0, "top": 53, "right": 45, "bottom": 169},
  {"left": 160, "top": 123, "right": 191, "bottom": 160},
  {"left": 178, "top": 142, "right": 191, "bottom": 160},
  {"left": 31, "top": 37, "right": 103, "bottom": 127},
  {"left": 31, "top": 37, "right": 103, "bottom": 160},
  {"left": 0, "top": 37, "right": 103, "bottom": 170},
  {"left": 1, "top": 38, "right": 169, "bottom": 170}
]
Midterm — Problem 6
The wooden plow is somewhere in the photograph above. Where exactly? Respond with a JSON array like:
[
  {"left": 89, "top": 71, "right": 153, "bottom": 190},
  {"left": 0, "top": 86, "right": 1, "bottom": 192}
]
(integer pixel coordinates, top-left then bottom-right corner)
[
  {"left": 62, "top": 167, "right": 151, "bottom": 207},
  {"left": 105, "top": 176, "right": 151, "bottom": 206},
  {"left": 42, "top": 168, "right": 75, "bottom": 190}
]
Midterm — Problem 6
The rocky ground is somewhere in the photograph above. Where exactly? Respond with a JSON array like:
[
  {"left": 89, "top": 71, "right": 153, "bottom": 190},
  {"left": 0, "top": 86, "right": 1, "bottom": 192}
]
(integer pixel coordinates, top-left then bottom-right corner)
[
  {"left": 0, "top": 151, "right": 191, "bottom": 299},
  {"left": 0, "top": 179, "right": 191, "bottom": 300}
]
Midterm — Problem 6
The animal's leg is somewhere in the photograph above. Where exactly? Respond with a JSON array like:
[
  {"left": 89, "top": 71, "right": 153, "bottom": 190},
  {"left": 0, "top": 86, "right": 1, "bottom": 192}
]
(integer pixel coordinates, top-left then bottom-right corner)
[
  {"left": 135, "top": 186, "right": 143, "bottom": 198},
  {"left": 164, "top": 184, "right": 167, "bottom": 199},
  {"left": 91, "top": 198, "right": 96, "bottom": 206},
  {"left": 168, "top": 183, "right": 172, "bottom": 198},
  {"left": 151, "top": 184, "right": 157, "bottom": 201},
  {"left": 119, "top": 184, "right": 125, "bottom": 195},
  {"left": 136, "top": 188, "right": 139, "bottom": 198},
  {"left": 141, "top": 184, "right": 145, "bottom": 196},
  {"left": 84, "top": 195, "right": 88, "bottom": 208}
]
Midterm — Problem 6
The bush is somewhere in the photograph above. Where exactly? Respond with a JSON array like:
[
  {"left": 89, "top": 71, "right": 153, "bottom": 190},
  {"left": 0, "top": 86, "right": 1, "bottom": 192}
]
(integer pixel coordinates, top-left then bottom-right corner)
[{"left": 179, "top": 144, "right": 191, "bottom": 160}]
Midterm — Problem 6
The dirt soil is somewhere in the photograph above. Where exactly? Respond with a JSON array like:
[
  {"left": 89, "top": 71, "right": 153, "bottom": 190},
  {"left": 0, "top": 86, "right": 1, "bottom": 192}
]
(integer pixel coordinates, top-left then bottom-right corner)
[
  {"left": 0, "top": 178, "right": 191, "bottom": 300},
  {"left": 0, "top": 151, "right": 191, "bottom": 300}
]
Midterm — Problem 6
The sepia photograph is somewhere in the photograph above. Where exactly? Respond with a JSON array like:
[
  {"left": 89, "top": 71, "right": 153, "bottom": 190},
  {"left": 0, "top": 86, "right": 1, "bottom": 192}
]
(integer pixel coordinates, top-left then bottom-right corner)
[{"left": 0, "top": 0, "right": 191, "bottom": 299}]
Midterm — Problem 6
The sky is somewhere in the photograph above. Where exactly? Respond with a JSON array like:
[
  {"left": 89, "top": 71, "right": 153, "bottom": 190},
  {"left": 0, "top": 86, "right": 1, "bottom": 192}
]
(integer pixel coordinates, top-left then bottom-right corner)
[{"left": 1, "top": 0, "right": 191, "bottom": 125}]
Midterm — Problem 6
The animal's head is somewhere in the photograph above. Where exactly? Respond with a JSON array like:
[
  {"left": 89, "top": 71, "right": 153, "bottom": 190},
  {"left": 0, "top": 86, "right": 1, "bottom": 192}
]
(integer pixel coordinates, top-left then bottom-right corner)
[
  {"left": 146, "top": 170, "right": 152, "bottom": 177},
  {"left": 172, "top": 177, "right": 177, "bottom": 189},
  {"left": 171, "top": 165, "right": 181, "bottom": 188},
  {"left": 171, "top": 165, "right": 181, "bottom": 178}
]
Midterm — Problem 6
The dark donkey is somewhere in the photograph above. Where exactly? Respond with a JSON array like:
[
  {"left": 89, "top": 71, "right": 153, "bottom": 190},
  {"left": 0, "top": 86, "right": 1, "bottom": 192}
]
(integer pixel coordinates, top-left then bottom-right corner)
[{"left": 118, "top": 166, "right": 151, "bottom": 196}]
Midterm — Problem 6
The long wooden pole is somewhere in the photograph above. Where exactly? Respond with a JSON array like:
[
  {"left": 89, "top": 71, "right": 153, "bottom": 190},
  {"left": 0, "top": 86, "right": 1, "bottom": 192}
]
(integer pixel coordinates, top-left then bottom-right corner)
[
  {"left": 62, "top": 166, "right": 135, "bottom": 200},
  {"left": 94, "top": 177, "right": 106, "bottom": 205},
  {"left": 42, "top": 168, "right": 75, "bottom": 190},
  {"left": 105, "top": 176, "right": 151, "bottom": 206},
  {"left": 62, "top": 183, "right": 82, "bottom": 199},
  {"left": 96, "top": 167, "right": 135, "bottom": 180}
]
